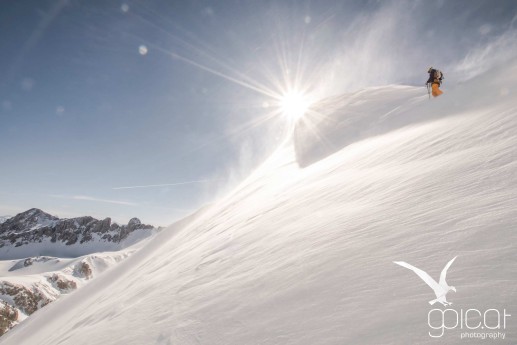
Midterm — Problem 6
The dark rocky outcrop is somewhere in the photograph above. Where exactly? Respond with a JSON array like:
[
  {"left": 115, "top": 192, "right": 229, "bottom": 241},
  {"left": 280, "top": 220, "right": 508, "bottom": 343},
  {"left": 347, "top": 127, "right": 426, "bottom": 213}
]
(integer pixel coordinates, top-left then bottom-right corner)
[
  {"left": 8, "top": 256, "right": 54, "bottom": 272},
  {"left": 0, "top": 282, "right": 51, "bottom": 316},
  {"left": 0, "top": 208, "right": 155, "bottom": 249},
  {"left": 74, "top": 261, "right": 92, "bottom": 280},
  {"left": 0, "top": 302, "right": 17, "bottom": 336},
  {"left": 48, "top": 274, "right": 77, "bottom": 292}
]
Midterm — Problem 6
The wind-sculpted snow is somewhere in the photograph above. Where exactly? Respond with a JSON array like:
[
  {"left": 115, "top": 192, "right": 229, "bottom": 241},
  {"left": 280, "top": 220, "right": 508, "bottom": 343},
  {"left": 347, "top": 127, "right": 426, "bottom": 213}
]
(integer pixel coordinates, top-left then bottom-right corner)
[
  {"left": 2, "top": 61, "right": 517, "bottom": 344},
  {"left": 295, "top": 60, "right": 516, "bottom": 167},
  {"left": 294, "top": 85, "right": 426, "bottom": 167}
]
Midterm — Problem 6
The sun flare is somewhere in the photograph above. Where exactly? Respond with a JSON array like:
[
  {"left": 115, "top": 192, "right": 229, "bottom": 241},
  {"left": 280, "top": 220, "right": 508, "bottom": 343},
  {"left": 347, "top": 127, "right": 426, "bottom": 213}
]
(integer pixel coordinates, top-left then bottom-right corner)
[{"left": 280, "top": 91, "right": 310, "bottom": 121}]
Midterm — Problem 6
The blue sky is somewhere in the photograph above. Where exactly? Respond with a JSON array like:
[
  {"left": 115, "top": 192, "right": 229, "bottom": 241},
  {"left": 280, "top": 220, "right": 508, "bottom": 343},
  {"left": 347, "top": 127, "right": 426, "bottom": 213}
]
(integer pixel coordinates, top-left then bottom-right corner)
[{"left": 1, "top": 0, "right": 516, "bottom": 226}]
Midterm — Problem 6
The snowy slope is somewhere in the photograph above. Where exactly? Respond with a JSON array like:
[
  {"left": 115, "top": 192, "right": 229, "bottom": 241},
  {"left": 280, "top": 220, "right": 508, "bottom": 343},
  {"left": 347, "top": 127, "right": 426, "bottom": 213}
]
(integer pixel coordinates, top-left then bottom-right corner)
[
  {"left": 0, "top": 235, "right": 155, "bottom": 336},
  {"left": 3, "top": 60, "right": 517, "bottom": 344}
]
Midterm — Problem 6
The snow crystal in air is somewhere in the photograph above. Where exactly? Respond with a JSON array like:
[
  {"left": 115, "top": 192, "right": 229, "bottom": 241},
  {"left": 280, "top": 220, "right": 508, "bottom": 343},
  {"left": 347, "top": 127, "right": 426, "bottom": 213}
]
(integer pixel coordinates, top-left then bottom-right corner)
[{"left": 139, "top": 45, "right": 148, "bottom": 55}]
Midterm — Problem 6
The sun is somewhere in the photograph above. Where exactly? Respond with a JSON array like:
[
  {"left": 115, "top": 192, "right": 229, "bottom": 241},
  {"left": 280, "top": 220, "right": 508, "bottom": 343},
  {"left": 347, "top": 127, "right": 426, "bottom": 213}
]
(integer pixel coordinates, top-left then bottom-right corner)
[{"left": 279, "top": 90, "right": 310, "bottom": 121}]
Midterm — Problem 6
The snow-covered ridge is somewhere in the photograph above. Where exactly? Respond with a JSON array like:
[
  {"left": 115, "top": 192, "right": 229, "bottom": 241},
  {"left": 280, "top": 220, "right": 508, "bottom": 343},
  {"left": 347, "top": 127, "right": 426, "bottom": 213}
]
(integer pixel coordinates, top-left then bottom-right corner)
[
  {"left": 0, "top": 209, "right": 161, "bottom": 336},
  {"left": 0, "top": 208, "right": 159, "bottom": 260},
  {"left": 0, "top": 208, "right": 160, "bottom": 336},
  {"left": 2, "top": 60, "right": 517, "bottom": 344},
  {"left": 0, "top": 250, "right": 135, "bottom": 336}
]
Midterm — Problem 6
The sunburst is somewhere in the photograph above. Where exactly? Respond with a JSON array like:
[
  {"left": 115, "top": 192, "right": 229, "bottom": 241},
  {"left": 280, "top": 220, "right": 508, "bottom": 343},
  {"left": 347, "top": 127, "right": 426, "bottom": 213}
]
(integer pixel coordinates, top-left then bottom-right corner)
[{"left": 279, "top": 90, "right": 311, "bottom": 122}]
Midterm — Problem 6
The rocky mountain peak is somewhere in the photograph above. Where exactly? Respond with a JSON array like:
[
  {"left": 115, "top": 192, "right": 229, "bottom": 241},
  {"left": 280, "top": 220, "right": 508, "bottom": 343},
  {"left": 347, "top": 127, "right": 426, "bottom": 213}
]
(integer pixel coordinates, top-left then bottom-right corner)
[
  {"left": 1, "top": 208, "right": 58, "bottom": 232},
  {"left": 128, "top": 217, "right": 141, "bottom": 226},
  {"left": 0, "top": 209, "right": 157, "bottom": 257},
  {"left": 126, "top": 218, "right": 143, "bottom": 232}
]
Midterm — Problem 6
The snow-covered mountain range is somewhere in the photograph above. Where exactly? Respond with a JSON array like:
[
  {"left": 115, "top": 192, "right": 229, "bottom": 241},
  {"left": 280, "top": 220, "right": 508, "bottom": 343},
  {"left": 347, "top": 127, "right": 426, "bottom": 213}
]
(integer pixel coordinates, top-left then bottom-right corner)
[
  {"left": 0, "top": 209, "right": 160, "bottom": 336},
  {"left": 2, "top": 60, "right": 517, "bottom": 344},
  {"left": 0, "top": 208, "right": 157, "bottom": 260}
]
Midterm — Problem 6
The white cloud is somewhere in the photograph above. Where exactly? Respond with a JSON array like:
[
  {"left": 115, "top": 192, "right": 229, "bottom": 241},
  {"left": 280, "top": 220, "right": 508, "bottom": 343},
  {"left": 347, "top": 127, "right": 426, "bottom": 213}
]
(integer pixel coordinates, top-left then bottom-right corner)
[
  {"left": 112, "top": 180, "right": 216, "bottom": 190},
  {"left": 454, "top": 27, "right": 517, "bottom": 80},
  {"left": 313, "top": 1, "right": 426, "bottom": 97},
  {"left": 50, "top": 194, "right": 138, "bottom": 206}
]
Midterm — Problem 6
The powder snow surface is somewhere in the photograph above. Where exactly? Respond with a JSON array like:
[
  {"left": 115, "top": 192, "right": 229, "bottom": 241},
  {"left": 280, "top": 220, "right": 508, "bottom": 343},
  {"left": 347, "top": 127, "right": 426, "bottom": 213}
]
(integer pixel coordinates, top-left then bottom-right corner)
[{"left": 2, "top": 61, "right": 517, "bottom": 344}]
